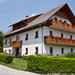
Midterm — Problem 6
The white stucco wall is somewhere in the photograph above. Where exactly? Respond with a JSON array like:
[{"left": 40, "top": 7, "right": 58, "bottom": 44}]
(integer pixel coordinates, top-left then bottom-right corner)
[{"left": 3, "top": 24, "right": 75, "bottom": 56}]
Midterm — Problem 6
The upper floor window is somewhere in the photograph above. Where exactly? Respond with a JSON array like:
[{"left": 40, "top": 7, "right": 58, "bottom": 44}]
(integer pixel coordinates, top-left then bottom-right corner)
[
  {"left": 70, "top": 35, "right": 72, "bottom": 39},
  {"left": 25, "top": 34, "right": 28, "bottom": 40},
  {"left": 25, "top": 48, "right": 28, "bottom": 54},
  {"left": 50, "top": 31, "right": 53, "bottom": 36},
  {"left": 9, "top": 38, "right": 11, "bottom": 42},
  {"left": 35, "top": 47, "right": 38, "bottom": 54},
  {"left": 61, "top": 33, "right": 63, "bottom": 38},
  {"left": 5, "top": 39, "right": 7, "bottom": 44},
  {"left": 61, "top": 48, "right": 64, "bottom": 54},
  {"left": 35, "top": 31, "right": 38, "bottom": 38},
  {"left": 50, "top": 47, "right": 53, "bottom": 54},
  {"left": 16, "top": 35, "right": 20, "bottom": 41}
]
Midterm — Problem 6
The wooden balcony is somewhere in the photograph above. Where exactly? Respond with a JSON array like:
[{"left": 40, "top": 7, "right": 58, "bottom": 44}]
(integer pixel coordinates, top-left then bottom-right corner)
[
  {"left": 49, "top": 19, "right": 75, "bottom": 32},
  {"left": 10, "top": 40, "right": 22, "bottom": 47},
  {"left": 44, "top": 36, "right": 75, "bottom": 46}
]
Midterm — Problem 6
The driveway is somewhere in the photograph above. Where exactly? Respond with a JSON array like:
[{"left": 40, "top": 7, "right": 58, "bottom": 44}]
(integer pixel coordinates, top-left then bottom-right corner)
[{"left": 0, "top": 65, "right": 40, "bottom": 75}]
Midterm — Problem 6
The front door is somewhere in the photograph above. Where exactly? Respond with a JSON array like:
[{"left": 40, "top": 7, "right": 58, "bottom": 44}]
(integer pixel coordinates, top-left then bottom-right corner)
[{"left": 16, "top": 48, "right": 19, "bottom": 57}]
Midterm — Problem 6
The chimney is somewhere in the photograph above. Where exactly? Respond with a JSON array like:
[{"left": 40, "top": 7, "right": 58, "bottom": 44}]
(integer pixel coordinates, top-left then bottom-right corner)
[{"left": 26, "top": 15, "right": 29, "bottom": 18}]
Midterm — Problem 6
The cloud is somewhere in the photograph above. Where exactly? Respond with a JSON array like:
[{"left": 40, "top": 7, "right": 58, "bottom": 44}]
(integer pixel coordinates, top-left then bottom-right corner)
[{"left": 31, "top": 13, "right": 36, "bottom": 17}]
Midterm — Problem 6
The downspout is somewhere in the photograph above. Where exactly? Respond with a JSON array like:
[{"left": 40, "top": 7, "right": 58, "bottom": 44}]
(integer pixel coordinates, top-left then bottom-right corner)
[
  {"left": 42, "top": 26, "right": 44, "bottom": 54},
  {"left": 39, "top": 24, "right": 43, "bottom": 55}
]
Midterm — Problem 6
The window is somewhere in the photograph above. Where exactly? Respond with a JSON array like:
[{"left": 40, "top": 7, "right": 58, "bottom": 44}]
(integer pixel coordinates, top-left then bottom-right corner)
[
  {"left": 64, "top": 21, "right": 67, "bottom": 23},
  {"left": 50, "top": 47, "right": 53, "bottom": 54},
  {"left": 5, "top": 50, "right": 7, "bottom": 53},
  {"left": 5, "top": 39, "right": 7, "bottom": 44},
  {"left": 61, "top": 48, "right": 64, "bottom": 54},
  {"left": 9, "top": 38, "right": 11, "bottom": 42},
  {"left": 70, "top": 35, "right": 72, "bottom": 39},
  {"left": 9, "top": 49, "right": 11, "bottom": 55},
  {"left": 54, "top": 17, "right": 57, "bottom": 20},
  {"left": 60, "top": 20, "right": 62, "bottom": 22},
  {"left": 25, "top": 48, "right": 28, "bottom": 54},
  {"left": 35, "top": 31, "right": 38, "bottom": 38},
  {"left": 71, "top": 48, "right": 73, "bottom": 53},
  {"left": 25, "top": 34, "right": 28, "bottom": 40},
  {"left": 16, "top": 35, "right": 20, "bottom": 41},
  {"left": 35, "top": 47, "right": 38, "bottom": 54},
  {"left": 61, "top": 33, "right": 63, "bottom": 38},
  {"left": 50, "top": 31, "right": 53, "bottom": 36}
]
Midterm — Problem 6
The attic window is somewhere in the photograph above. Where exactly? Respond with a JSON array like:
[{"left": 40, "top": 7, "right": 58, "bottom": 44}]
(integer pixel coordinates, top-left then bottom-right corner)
[
  {"left": 64, "top": 21, "right": 67, "bottom": 23},
  {"left": 54, "top": 17, "right": 57, "bottom": 20},
  {"left": 60, "top": 20, "right": 62, "bottom": 22}
]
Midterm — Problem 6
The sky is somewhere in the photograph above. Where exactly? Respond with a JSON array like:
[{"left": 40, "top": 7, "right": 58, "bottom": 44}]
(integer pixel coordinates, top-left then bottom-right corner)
[{"left": 0, "top": 0, "right": 75, "bottom": 33}]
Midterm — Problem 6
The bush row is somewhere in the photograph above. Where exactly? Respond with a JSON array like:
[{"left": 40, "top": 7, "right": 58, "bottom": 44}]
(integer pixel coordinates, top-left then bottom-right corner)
[
  {"left": 0, "top": 53, "right": 13, "bottom": 63},
  {"left": 27, "top": 55, "right": 75, "bottom": 73},
  {"left": 64, "top": 52, "right": 75, "bottom": 58}
]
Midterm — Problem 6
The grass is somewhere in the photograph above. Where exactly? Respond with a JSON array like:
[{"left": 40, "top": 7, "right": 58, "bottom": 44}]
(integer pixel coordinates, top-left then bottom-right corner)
[{"left": 0, "top": 58, "right": 27, "bottom": 71}]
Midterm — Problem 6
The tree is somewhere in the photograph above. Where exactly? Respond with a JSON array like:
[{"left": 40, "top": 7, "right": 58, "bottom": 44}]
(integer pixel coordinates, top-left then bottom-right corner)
[{"left": 0, "top": 31, "right": 4, "bottom": 52}]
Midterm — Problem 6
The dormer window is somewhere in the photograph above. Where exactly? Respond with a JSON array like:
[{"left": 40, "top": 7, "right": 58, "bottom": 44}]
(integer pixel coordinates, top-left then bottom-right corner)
[
  {"left": 54, "top": 17, "right": 57, "bottom": 20},
  {"left": 64, "top": 21, "right": 67, "bottom": 23},
  {"left": 60, "top": 20, "right": 62, "bottom": 22}
]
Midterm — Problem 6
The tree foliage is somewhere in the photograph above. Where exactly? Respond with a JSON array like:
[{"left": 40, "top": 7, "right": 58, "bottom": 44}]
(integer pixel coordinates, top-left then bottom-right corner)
[{"left": 0, "top": 31, "right": 4, "bottom": 52}]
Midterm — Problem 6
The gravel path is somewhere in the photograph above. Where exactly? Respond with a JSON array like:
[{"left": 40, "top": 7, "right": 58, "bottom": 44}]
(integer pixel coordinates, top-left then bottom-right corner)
[{"left": 0, "top": 65, "right": 40, "bottom": 75}]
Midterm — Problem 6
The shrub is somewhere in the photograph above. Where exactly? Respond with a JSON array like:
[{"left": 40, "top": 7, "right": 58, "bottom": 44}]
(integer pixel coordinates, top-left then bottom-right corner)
[
  {"left": 0, "top": 53, "right": 13, "bottom": 63},
  {"left": 22, "top": 55, "right": 28, "bottom": 60},
  {"left": 0, "top": 47, "right": 3, "bottom": 52},
  {"left": 27, "top": 55, "right": 75, "bottom": 73},
  {"left": 64, "top": 52, "right": 75, "bottom": 58}
]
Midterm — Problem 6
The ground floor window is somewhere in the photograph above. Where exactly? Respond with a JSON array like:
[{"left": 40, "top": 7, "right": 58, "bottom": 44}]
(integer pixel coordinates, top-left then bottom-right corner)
[
  {"left": 25, "top": 48, "right": 28, "bottom": 54},
  {"left": 9, "top": 49, "right": 11, "bottom": 55},
  {"left": 71, "top": 48, "right": 73, "bottom": 53},
  {"left": 50, "top": 47, "right": 53, "bottom": 54},
  {"left": 35, "top": 47, "right": 38, "bottom": 54},
  {"left": 61, "top": 48, "right": 64, "bottom": 54},
  {"left": 5, "top": 50, "right": 7, "bottom": 53}
]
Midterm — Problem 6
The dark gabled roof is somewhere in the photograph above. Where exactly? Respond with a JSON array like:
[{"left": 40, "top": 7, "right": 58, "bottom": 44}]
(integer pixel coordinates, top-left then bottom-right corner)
[{"left": 4, "top": 3, "right": 75, "bottom": 37}]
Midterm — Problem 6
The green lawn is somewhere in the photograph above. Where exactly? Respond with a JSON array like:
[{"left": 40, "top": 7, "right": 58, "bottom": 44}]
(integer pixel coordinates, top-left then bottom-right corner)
[{"left": 0, "top": 58, "right": 27, "bottom": 71}]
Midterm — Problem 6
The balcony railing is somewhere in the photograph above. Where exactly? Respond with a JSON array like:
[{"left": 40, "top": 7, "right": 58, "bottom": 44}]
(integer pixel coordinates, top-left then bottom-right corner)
[
  {"left": 49, "top": 19, "right": 75, "bottom": 32},
  {"left": 44, "top": 36, "right": 75, "bottom": 46},
  {"left": 10, "top": 40, "right": 22, "bottom": 47}
]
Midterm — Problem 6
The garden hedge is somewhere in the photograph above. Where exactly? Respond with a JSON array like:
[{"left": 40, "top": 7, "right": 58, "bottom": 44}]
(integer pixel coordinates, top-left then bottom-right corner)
[
  {"left": 0, "top": 53, "right": 13, "bottom": 63},
  {"left": 27, "top": 55, "right": 75, "bottom": 73}
]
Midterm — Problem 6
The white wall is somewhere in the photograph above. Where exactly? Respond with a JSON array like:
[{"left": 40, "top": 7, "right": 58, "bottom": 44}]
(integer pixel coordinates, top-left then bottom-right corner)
[
  {"left": 4, "top": 47, "right": 12, "bottom": 54},
  {"left": 45, "top": 44, "right": 75, "bottom": 56},
  {"left": 3, "top": 25, "right": 75, "bottom": 56},
  {"left": 4, "top": 27, "right": 43, "bottom": 55},
  {"left": 43, "top": 26, "right": 75, "bottom": 39},
  {"left": 43, "top": 26, "right": 75, "bottom": 56}
]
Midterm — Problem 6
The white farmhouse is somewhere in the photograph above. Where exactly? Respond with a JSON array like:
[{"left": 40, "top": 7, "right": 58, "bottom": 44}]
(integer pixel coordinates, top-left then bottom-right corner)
[{"left": 3, "top": 4, "right": 75, "bottom": 56}]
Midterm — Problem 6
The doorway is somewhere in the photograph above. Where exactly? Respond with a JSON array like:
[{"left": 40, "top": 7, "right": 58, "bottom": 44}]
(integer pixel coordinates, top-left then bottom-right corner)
[{"left": 16, "top": 48, "right": 19, "bottom": 57}]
